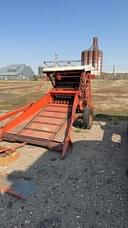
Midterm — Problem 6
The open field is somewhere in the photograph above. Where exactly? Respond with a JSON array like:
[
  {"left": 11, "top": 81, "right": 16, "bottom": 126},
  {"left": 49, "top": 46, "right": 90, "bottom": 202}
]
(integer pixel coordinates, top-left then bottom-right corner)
[
  {"left": 0, "top": 79, "right": 128, "bottom": 116},
  {"left": 93, "top": 79, "right": 128, "bottom": 116},
  {"left": 0, "top": 80, "right": 52, "bottom": 111}
]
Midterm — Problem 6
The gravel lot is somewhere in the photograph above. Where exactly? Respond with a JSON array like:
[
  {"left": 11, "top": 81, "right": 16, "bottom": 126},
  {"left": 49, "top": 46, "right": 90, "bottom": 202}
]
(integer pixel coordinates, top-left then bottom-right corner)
[{"left": 0, "top": 119, "right": 128, "bottom": 228}]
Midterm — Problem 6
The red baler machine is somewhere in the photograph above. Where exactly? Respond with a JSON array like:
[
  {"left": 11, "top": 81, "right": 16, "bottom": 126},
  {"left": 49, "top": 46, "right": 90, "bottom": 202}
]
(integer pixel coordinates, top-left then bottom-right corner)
[{"left": 0, "top": 64, "right": 95, "bottom": 158}]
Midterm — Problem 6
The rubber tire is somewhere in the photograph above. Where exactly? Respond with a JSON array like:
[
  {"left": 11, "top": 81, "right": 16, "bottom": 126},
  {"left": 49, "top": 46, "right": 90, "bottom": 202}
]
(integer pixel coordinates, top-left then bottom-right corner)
[{"left": 83, "top": 107, "right": 93, "bottom": 129}]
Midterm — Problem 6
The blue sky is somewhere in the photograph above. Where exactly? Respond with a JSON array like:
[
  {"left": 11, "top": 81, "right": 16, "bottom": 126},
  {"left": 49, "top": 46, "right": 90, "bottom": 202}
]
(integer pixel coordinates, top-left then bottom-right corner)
[{"left": 0, "top": 0, "right": 128, "bottom": 73}]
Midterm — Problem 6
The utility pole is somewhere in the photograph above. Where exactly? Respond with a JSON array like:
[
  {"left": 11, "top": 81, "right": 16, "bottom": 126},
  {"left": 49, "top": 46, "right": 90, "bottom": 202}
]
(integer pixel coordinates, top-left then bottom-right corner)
[
  {"left": 54, "top": 53, "right": 58, "bottom": 66},
  {"left": 112, "top": 65, "right": 116, "bottom": 78}
]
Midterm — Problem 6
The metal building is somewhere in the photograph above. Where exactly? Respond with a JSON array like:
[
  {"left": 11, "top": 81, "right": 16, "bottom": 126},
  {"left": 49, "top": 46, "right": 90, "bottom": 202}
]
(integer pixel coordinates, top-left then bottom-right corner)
[
  {"left": 0, "top": 64, "right": 34, "bottom": 80},
  {"left": 81, "top": 37, "right": 103, "bottom": 75}
]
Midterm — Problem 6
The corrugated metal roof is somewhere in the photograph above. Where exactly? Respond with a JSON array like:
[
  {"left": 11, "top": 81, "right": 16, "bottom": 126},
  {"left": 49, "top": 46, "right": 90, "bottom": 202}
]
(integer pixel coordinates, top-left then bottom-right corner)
[
  {"left": 0, "top": 64, "right": 34, "bottom": 77},
  {"left": 42, "top": 64, "right": 96, "bottom": 74}
]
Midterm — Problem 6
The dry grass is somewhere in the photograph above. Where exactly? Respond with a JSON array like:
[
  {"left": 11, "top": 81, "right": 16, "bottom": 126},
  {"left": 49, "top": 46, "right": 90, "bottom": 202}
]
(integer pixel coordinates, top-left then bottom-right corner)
[
  {"left": 92, "top": 79, "right": 128, "bottom": 116},
  {"left": 0, "top": 79, "right": 128, "bottom": 116},
  {"left": 0, "top": 80, "right": 52, "bottom": 112}
]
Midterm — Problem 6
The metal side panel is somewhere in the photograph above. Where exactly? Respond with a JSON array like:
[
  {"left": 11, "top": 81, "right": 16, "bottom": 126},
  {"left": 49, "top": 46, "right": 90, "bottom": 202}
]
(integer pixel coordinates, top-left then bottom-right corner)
[
  {"left": 3, "top": 133, "right": 63, "bottom": 151},
  {"left": 53, "top": 119, "right": 70, "bottom": 142}
]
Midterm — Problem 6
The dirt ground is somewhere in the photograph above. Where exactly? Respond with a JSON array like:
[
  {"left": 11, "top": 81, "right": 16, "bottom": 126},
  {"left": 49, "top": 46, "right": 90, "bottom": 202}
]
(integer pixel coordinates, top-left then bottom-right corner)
[
  {"left": 0, "top": 119, "right": 128, "bottom": 228},
  {"left": 0, "top": 79, "right": 128, "bottom": 227}
]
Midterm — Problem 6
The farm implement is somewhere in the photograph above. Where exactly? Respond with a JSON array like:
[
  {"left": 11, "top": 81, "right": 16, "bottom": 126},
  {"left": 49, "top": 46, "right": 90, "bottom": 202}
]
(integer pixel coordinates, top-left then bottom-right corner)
[{"left": 0, "top": 64, "right": 95, "bottom": 158}]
